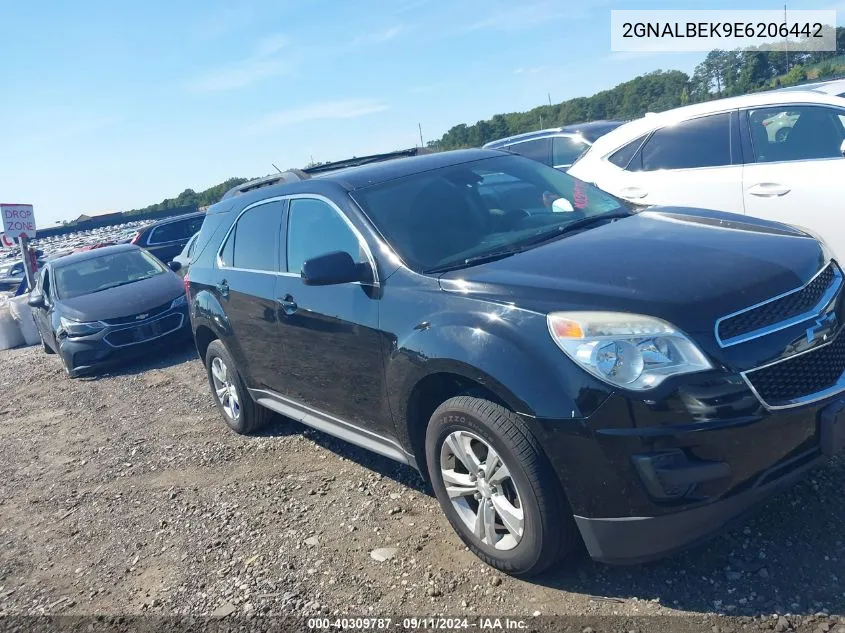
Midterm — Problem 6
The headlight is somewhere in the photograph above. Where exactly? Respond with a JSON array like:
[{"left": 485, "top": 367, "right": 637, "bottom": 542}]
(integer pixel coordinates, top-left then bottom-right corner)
[
  {"left": 547, "top": 311, "right": 712, "bottom": 390},
  {"left": 59, "top": 316, "right": 105, "bottom": 337},
  {"left": 170, "top": 294, "right": 187, "bottom": 308}
]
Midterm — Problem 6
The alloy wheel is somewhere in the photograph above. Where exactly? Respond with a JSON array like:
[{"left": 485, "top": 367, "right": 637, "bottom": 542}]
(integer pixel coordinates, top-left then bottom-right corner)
[
  {"left": 439, "top": 430, "right": 524, "bottom": 551},
  {"left": 211, "top": 356, "right": 240, "bottom": 421}
]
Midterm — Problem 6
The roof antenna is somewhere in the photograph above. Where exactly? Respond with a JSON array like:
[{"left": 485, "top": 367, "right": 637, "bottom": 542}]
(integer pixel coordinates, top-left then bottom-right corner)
[{"left": 272, "top": 163, "right": 282, "bottom": 174}]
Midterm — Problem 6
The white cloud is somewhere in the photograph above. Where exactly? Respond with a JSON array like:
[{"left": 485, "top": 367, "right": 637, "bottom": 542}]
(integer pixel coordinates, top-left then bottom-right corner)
[
  {"left": 246, "top": 99, "right": 389, "bottom": 133},
  {"left": 187, "top": 32, "right": 293, "bottom": 93},
  {"left": 352, "top": 25, "right": 404, "bottom": 45}
]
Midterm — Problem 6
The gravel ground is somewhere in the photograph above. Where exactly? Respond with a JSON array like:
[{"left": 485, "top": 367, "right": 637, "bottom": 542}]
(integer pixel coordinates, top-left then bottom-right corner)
[{"left": 0, "top": 343, "right": 843, "bottom": 632}]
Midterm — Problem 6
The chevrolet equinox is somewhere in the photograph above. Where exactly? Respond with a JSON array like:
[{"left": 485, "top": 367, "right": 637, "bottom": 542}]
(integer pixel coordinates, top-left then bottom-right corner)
[{"left": 186, "top": 149, "right": 845, "bottom": 576}]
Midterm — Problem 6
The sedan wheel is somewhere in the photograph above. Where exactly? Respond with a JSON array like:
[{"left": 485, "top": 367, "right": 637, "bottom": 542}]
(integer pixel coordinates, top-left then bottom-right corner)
[{"left": 211, "top": 356, "right": 240, "bottom": 421}]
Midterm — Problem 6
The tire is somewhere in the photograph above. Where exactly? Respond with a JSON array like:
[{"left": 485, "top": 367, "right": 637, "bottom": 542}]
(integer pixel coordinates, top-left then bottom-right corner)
[
  {"left": 425, "top": 396, "right": 576, "bottom": 577},
  {"left": 40, "top": 332, "right": 55, "bottom": 354},
  {"left": 205, "top": 339, "right": 272, "bottom": 434}
]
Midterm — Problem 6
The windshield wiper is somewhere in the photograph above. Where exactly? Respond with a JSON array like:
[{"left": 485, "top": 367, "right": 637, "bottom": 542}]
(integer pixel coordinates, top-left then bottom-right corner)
[
  {"left": 423, "top": 249, "right": 520, "bottom": 274},
  {"left": 510, "top": 210, "right": 632, "bottom": 249}
]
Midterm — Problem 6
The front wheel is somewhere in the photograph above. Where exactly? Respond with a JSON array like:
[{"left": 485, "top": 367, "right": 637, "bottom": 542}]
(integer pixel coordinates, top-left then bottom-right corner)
[{"left": 425, "top": 396, "right": 577, "bottom": 577}]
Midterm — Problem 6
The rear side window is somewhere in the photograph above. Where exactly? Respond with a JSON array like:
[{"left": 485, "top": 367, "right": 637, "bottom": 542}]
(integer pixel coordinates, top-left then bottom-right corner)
[
  {"left": 223, "top": 201, "right": 284, "bottom": 271},
  {"left": 286, "top": 198, "right": 362, "bottom": 274},
  {"left": 552, "top": 136, "right": 590, "bottom": 167},
  {"left": 608, "top": 134, "right": 647, "bottom": 168},
  {"left": 747, "top": 105, "right": 845, "bottom": 163},
  {"left": 505, "top": 138, "right": 551, "bottom": 165},
  {"left": 634, "top": 113, "right": 732, "bottom": 171},
  {"left": 148, "top": 216, "right": 204, "bottom": 245}
]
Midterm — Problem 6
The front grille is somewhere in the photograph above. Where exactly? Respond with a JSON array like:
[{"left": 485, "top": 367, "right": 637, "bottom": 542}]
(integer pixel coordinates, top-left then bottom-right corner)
[
  {"left": 102, "top": 301, "right": 172, "bottom": 326},
  {"left": 717, "top": 264, "right": 838, "bottom": 345},
  {"left": 745, "top": 331, "right": 845, "bottom": 407},
  {"left": 104, "top": 313, "right": 183, "bottom": 347}
]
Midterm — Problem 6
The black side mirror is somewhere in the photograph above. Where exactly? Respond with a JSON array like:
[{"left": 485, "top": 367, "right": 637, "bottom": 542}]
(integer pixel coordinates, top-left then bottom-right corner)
[
  {"left": 28, "top": 293, "right": 45, "bottom": 309},
  {"left": 168, "top": 260, "right": 182, "bottom": 272},
  {"left": 301, "top": 251, "right": 365, "bottom": 286}
]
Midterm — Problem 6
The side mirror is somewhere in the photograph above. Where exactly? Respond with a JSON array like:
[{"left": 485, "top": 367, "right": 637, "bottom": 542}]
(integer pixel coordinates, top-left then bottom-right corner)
[
  {"left": 168, "top": 260, "right": 182, "bottom": 272},
  {"left": 28, "top": 292, "right": 45, "bottom": 309},
  {"left": 301, "top": 251, "right": 365, "bottom": 286}
]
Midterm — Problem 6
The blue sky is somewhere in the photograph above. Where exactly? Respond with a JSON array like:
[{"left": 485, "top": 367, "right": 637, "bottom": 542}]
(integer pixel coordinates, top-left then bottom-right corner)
[{"left": 0, "top": 0, "right": 841, "bottom": 226}]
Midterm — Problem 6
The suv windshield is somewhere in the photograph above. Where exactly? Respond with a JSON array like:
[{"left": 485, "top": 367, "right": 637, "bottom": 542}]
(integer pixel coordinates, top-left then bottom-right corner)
[
  {"left": 54, "top": 249, "right": 166, "bottom": 299},
  {"left": 352, "top": 154, "right": 628, "bottom": 273}
]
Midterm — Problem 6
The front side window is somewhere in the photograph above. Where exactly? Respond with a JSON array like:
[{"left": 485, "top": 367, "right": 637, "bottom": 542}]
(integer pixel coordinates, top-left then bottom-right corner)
[
  {"left": 634, "top": 113, "right": 732, "bottom": 171},
  {"left": 54, "top": 250, "right": 166, "bottom": 300},
  {"left": 352, "top": 154, "right": 627, "bottom": 274},
  {"left": 552, "top": 136, "right": 589, "bottom": 166},
  {"left": 286, "top": 199, "right": 363, "bottom": 274},
  {"left": 41, "top": 269, "right": 52, "bottom": 301},
  {"left": 229, "top": 202, "right": 283, "bottom": 271},
  {"left": 505, "top": 138, "right": 551, "bottom": 164},
  {"left": 747, "top": 105, "right": 845, "bottom": 163}
]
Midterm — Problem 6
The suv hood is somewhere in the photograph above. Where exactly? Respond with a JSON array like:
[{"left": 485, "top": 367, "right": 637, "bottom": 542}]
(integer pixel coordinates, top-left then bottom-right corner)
[
  {"left": 58, "top": 272, "right": 184, "bottom": 322},
  {"left": 439, "top": 208, "right": 827, "bottom": 335}
]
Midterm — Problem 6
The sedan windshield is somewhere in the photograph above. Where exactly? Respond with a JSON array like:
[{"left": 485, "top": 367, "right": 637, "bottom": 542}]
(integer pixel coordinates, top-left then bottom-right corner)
[
  {"left": 54, "top": 250, "right": 166, "bottom": 299},
  {"left": 352, "top": 154, "right": 628, "bottom": 273}
]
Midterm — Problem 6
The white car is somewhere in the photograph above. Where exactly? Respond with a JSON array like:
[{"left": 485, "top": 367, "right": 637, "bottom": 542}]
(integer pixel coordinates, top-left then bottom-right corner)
[{"left": 568, "top": 90, "right": 845, "bottom": 256}]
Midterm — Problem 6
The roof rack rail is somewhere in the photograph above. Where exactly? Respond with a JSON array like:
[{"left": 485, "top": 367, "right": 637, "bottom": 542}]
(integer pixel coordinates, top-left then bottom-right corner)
[
  {"left": 219, "top": 147, "right": 433, "bottom": 201},
  {"left": 221, "top": 168, "right": 311, "bottom": 200},
  {"left": 301, "top": 147, "right": 432, "bottom": 175}
]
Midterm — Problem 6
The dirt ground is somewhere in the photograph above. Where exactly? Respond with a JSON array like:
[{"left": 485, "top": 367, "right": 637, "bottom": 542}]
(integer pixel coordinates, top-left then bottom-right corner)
[{"left": 0, "top": 343, "right": 844, "bottom": 631}]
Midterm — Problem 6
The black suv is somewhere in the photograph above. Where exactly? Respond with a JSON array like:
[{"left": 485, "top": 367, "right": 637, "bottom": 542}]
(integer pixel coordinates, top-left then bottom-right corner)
[
  {"left": 187, "top": 148, "right": 845, "bottom": 576},
  {"left": 131, "top": 211, "right": 205, "bottom": 264}
]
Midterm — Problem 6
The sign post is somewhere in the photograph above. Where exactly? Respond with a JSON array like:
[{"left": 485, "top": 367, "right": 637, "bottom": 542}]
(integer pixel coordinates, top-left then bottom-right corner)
[{"left": 1, "top": 204, "right": 37, "bottom": 290}]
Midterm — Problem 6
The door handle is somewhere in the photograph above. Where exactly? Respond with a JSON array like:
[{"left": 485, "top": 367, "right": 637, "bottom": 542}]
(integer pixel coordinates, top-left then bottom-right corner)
[
  {"left": 747, "top": 183, "right": 791, "bottom": 197},
  {"left": 216, "top": 280, "right": 229, "bottom": 297},
  {"left": 278, "top": 294, "right": 297, "bottom": 315},
  {"left": 619, "top": 186, "right": 648, "bottom": 199}
]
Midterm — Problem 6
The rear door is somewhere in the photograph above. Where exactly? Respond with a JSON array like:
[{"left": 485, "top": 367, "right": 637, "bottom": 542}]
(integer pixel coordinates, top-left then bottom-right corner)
[
  {"left": 603, "top": 111, "right": 744, "bottom": 212},
  {"left": 213, "top": 200, "right": 286, "bottom": 389},
  {"left": 271, "top": 195, "right": 389, "bottom": 434},
  {"left": 741, "top": 104, "right": 845, "bottom": 258}
]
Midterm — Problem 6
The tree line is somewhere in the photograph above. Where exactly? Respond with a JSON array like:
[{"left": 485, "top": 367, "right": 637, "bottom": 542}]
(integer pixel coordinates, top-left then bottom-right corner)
[{"left": 124, "top": 29, "right": 845, "bottom": 215}]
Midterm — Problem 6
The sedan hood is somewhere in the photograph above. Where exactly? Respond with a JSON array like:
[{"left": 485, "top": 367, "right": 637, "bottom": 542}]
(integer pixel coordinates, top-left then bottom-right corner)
[
  {"left": 58, "top": 272, "right": 184, "bottom": 322},
  {"left": 439, "top": 208, "right": 827, "bottom": 335}
]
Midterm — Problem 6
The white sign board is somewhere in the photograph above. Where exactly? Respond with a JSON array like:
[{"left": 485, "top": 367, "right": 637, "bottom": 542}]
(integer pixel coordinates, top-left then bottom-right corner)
[{"left": 0, "top": 204, "right": 36, "bottom": 240}]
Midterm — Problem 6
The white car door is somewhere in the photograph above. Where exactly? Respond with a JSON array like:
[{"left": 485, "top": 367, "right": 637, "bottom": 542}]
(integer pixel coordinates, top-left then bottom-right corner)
[
  {"left": 742, "top": 104, "right": 845, "bottom": 258},
  {"left": 579, "top": 112, "right": 745, "bottom": 213}
]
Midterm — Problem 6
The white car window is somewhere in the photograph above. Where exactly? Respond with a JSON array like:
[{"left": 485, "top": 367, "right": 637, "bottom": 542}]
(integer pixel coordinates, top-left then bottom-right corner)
[
  {"left": 634, "top": 113, "right": 732, "bottom": 171},
  {"left": 747, "top": 106, "right": 845, "bottom": 163}
]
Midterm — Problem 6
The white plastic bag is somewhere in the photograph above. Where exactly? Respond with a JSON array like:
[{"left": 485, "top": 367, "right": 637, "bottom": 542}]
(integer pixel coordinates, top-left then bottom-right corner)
[
  {"left": 9, "top": 295, "right": 40, "bottom": 346},
  {"left": 0, "top": 303, "right": 25, "bottom": 350}
]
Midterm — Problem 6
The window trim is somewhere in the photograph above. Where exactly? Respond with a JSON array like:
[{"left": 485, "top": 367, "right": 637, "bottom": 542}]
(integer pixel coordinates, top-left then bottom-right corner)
[
  {"left": 216, "top": 199, "right": 284, "bottom": 274},
  {"left": 741, "top": 102, "right": 845, "bottom": 166},
  {"left": 549, "top": 134, "right": 592, "bottom": 169},
  {"left": 216, "top": 194, "right": 379, "bottom": 287},
  {"left": 501, "top": 136, "right": 554, "bottom": 165}
]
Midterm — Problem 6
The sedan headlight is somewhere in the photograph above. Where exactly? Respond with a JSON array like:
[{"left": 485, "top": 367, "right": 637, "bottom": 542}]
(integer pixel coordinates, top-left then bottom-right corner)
[
  {"left": 547, "top": 311, "right": 712, "bottom": 390},
  {"left": 170, "top": 294, "right": 187, "bottom": 308},
  {"left": 59, "top": 316, "right": 105, "bottom": 338}
]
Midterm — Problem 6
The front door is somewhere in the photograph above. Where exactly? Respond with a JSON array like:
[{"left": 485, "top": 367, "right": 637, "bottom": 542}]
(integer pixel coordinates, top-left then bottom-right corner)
[
  {"left": 32, "top": 267, "right": 58, "bottom": 350},
  {"left": 273, "top": 196, "right": 389, "bottom": 435},
  {"left": 742, "top": 104, "right": 845, "bottom": 259}
]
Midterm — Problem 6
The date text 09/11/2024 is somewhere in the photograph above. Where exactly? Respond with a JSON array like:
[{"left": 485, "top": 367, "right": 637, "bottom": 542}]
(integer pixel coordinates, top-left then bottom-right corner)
[{"left": 307, "top": 617, "right": 529, "bottom": 630}]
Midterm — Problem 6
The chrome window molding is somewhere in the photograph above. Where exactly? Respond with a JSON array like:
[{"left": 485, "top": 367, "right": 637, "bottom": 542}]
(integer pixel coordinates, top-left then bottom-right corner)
[
  {"left": 741, "top": 328, "right": 845, "bottom": 410},
  {"left": 215, "top": 194, "right": 380, "bottom": 287},
  {"left": 715, "top": 261, "right": 841, "bottom": 348}
]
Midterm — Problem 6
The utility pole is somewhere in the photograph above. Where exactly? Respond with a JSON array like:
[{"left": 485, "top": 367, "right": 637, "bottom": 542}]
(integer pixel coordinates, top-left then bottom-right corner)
[
  {"left": 785, "top": 4, "right": 790, "bottom": 72},
  {"left": 548, "top": 93, "right": 552, "bottom": 107},
  {"left": 418, "top": 123, "right": 424, "bottom": 147},
  {"left": 17, "top": 235, "right": 36, "bottom": 290}
]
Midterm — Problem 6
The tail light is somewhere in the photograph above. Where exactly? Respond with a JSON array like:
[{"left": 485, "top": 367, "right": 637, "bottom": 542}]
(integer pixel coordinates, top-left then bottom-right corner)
[{"left": 130, "top": 231, "right": 142, "bottom": 245}]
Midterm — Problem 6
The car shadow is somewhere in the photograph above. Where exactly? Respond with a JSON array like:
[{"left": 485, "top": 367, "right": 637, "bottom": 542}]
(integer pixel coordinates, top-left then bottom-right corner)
[
  {"left": 254, "top": 414, "right": 431, "bottom": 495},
  {"left": 83, "top": 339, "right": 199, "bottom": 379}
]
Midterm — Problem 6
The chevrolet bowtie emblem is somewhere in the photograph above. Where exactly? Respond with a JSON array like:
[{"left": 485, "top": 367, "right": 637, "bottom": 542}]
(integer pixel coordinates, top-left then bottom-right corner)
[
  {"left": 806, "top": 311, "right": 837, "bottom": 344},
  {"left": 136, "top": 313, "right": 149, "bottom": 321}
]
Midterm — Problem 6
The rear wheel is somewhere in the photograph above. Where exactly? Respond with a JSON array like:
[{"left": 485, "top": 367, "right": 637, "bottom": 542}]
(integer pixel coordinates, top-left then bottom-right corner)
[
  {"left": 425, "top": 396, "right": 576, "bottom": 577},
  {"left": 205, "top": 339, "right": 272, "bottom": 434}
]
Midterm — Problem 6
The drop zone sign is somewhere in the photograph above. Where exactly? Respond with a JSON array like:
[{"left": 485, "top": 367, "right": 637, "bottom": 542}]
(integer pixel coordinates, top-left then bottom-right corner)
[{"left": 1, "top": 203, "right": 36, "bottom": 240}]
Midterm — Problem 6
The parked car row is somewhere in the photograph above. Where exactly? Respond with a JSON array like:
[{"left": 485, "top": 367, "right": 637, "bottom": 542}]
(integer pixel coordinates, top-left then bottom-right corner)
[{"left": 21, "top": 85, "right": 845, "bottom": 578}]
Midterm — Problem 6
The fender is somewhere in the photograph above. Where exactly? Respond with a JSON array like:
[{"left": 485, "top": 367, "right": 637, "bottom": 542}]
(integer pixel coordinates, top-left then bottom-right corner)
[{"left": 385, "top": 304, "right": 613, "bottom": 449}]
